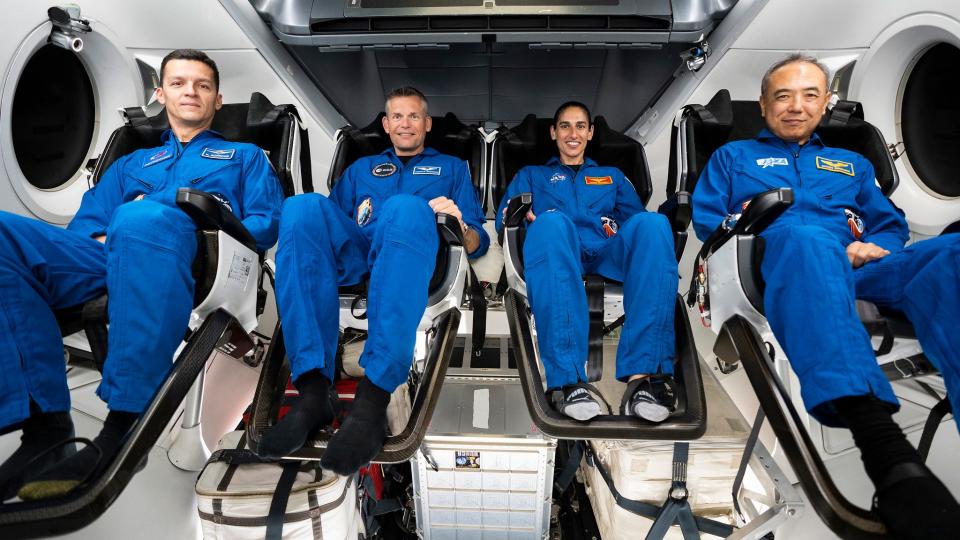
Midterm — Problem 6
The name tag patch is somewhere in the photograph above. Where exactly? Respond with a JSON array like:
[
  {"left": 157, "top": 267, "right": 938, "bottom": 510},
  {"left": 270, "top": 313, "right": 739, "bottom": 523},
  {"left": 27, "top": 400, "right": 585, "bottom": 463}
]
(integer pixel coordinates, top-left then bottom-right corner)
[
  {"left": 143, "top": 149, "right": 172, "bottom": 168},
  {"left": 201, "top": 148, "right": 235, "bottom": 160},
  {"left": 584, "top": 176, "right": 612, "bottom": 185},
  {"left": 372, "top": 162, "right": 397, "bottom": 177},
  {"left": 816, "top": 156, "right": 855, "bottom": 176},
  {"left": 412, "top": 165, "right": 442, "bottom": 176},
  {"left": 756, "top": 157, "right": 788, "bottom": 168},
  {"left": 550, "top": 173, "right": 567, "bottom": 184}
]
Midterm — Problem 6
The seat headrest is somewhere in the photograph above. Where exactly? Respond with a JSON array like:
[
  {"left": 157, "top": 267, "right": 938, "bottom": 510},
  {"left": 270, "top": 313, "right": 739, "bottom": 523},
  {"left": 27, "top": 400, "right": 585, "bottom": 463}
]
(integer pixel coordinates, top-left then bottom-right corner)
[
  {"left": 93, "top": 93, "right": 301, "bottom": 195},
  {"left": 494, "top": 114, "right": 652, "bottom": 207},
  {"left": 676, "top": 89, "right": 897, "bottom": 196},
  {"left": 327, "top": 112, "right": 483, "bottom": 190}
]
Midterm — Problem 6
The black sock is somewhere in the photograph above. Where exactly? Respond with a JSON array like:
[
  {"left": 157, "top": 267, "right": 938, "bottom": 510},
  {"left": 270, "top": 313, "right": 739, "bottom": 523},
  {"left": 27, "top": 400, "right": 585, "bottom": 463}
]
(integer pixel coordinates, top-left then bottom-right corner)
[
  {"left": 0, "top": 406, "right": 74, "bottom": 500},
  {"left": 17, "top": 410, "right": 138, "bottom": 501},
  {"left": 321, "top": 377, "right": 390, "bottom": 475},
  {"left": 258, "top": 369, "right": 335, "bottom": 459},
  {"left": 836, "top": 395, "right": 960, "bottom": 539}
]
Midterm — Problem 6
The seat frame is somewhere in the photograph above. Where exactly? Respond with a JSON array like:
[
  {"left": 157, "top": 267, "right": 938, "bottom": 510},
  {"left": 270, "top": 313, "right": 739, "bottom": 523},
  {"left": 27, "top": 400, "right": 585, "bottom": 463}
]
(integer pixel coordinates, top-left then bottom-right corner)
[
  {"left": 0, "top": 94, "right": 307, "bottom": 536},
  {"left": 669, "top": 90, "right": 947, "bottom": 539},
  {"left": 493, "top": 116, "right": 707, "bottom": 440}
]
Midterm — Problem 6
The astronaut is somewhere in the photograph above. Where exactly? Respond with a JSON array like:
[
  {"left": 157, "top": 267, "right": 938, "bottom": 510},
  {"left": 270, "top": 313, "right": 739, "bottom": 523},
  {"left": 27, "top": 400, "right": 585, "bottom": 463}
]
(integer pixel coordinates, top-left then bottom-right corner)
[
  {"left": 496, "top": 102, "right": 678, "bottom": 422},
  {"left": 0, "top": 49, "right": 283, "bottom": 501},
  {"left": 692, "top": 54, "right": 960, "bottom": 539},
  {"left": 259, "top": 87, "right": 488, "bottom": 474}
]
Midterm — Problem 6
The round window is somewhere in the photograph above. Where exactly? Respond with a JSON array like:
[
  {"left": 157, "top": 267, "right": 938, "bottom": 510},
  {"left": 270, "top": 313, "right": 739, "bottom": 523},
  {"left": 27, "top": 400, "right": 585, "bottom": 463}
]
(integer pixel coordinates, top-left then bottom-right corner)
[
  {"left": 901, "top": 42, "right": 960, "bottom": 198},
  {"left": 11, "top": 44, "right": 95, "bottom": 190}
]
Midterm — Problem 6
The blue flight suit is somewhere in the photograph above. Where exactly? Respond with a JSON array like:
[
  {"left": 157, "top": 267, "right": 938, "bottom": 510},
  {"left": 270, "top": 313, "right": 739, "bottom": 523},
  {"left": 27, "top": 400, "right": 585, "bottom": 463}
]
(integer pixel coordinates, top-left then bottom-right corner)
[
  {"left": 277, "top": 147, "right": 489, "bottom": 392},
  {"left": 496, "top": 157, "right": 677, "bottom": 390},
  {"left": 0, "top": 129, "right": 282, "bottom": 427},
  {"left": 693, "top": 128, "right": 960, "bottom": 428}
]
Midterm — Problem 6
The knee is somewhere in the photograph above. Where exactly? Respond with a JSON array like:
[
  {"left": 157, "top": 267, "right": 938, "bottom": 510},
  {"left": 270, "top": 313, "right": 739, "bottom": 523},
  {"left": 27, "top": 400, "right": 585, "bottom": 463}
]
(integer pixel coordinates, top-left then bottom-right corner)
[
  {"left": 527, "top": 210, "right": 575, "bottom": 241},
  {"left": 766, "top": 225, "right": 845, "bottom": 260},
  {"left": 379, "top": 194, "right": 434, "bottom": 235},
  {"left": 619, "top": 212, "right": 671, "bottom": 241},
  {"left": 524, "top": 211, "right": 577, "bottom": 261},
  {"left": 281, "top": 193, "right": 332, "bottom": 234}
]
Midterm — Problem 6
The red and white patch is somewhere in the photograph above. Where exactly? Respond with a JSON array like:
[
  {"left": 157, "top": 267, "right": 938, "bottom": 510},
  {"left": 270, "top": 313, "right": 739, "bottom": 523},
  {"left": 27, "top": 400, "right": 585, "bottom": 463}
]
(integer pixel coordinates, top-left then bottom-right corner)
[{"left": 845, "top": 208, "right": 865, "bottom": 239}]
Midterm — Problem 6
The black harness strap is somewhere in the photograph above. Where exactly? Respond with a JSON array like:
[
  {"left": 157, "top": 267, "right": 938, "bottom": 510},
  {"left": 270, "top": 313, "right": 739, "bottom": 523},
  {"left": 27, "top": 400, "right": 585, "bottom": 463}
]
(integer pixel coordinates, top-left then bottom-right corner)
[
  {"left": 553, "top": 441, "right": 585, "bottom": 496},
  {"left": 918, "top": 397, "right": 953, "bottom": 462},
  {"left": 732, "top": 408, "right": 765, "bottom": 521},
  {"left": 585, "top": 275, "right": 605, "bottom": 382},
  {"left": 469, "top": 267, "right": 488, "bottom": 359},
  {"left": 585, "top": 442, "right": 734, "bottom": 539},
  {"left": 645, "top": 443, "right": 699, "bottom": 540},
  {"left": 688, "top": 104, "right": 720, "bottom": 126},
  {"left": 265, "top": 462, "right": 301, "bottom": 540}
]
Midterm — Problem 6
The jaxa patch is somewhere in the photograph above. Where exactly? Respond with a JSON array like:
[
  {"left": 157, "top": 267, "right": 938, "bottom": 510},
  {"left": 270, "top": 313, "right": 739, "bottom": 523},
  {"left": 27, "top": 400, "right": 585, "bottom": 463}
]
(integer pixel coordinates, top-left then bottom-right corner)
[
  {"left": 845, "top": 208, "right": 865, "bottom": 239},
  {"left": 357, "top": 197, "right": 373, "bottom": 227},
  {"left": 143, "top": 149, "right": 172, "bottom": 168},
  {"left": 549, "top": 172, "right": 567, "bottom": 184},
  {"left": 601, "top": 216, "right": 618, "bottom": 237},
  {"left": 372, "top": 162, "right": 397, "bottom": 177},
  {"left": 584, "top": 176, "right": 613, "bottom": 185},
  {"left": 412, "top": 165, "right": 442, "bottom": 176},
  {"left": 816, "top": 156, "right": 855, "bottom": 176},
  {"left": 756, "top": 157, "right": 788, "bottom": 168},
  {"left": 201, "top": 148, "right": 236, "bottom": 160}
]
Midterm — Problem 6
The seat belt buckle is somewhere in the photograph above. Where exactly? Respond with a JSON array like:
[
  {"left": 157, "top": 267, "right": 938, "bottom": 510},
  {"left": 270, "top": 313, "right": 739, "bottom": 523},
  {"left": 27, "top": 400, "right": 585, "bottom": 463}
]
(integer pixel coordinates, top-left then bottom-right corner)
[{"left": 669, "top": 481, "right": 689, "bottom": 501}]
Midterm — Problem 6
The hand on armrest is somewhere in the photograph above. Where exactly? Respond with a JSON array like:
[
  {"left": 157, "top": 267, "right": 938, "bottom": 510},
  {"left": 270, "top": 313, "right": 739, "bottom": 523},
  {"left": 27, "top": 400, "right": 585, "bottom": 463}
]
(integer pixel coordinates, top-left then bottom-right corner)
[
  {"left": 435, "top": 212, "right": 464, "bottom": 247},
  {"left": 175, "top": 188, "right": 257, "bottom": 251},
  {"left": 701, "top": 187, "right": 794, "bottom": 256}
]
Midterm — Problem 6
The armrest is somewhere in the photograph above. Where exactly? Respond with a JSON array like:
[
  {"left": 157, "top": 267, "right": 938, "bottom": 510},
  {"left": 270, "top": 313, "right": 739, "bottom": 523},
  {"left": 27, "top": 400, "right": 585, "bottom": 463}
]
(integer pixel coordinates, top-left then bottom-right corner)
[
  {"left": 701, "top": 187, "right": 794, "bottom": 257},
  {"left": 176, "top": 188, "right": 257, "bottom": 251},
  {"left": 435, "top": 212, "right": 464, "bottom": 246},
  {"left": 498, "top": 192, "right": 533, "bottom": 245},
  {"left": 731, "top": 187, "right": 794, "bottom": 236},
  {"left": 658, "top": 191, "right": 692, "bottom": 233}
]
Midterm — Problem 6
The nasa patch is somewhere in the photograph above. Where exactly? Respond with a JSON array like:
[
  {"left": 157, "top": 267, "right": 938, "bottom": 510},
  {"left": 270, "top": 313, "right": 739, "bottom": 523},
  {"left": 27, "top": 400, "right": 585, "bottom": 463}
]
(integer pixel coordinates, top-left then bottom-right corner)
[
  {"left": 372, "top": 162, "right": 397, "bottom": 177},
  {"left": 845, "top": 208, "right": 864, "bottom": 239},
  {"left": 357, "top": 197, "right": 373, "bottom": 227},
  {"left": 143, "top": 149, "right": 172, "bottom": 168},
  {"left": 201, "top": 148, "right": 236, "bottom": 160}
]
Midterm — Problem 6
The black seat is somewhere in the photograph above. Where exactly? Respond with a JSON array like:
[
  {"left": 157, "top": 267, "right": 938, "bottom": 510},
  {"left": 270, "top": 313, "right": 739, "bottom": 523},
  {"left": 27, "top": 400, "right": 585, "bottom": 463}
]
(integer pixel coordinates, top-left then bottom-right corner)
[
  {"left": 494, "top": 114, "right": 652, "bottom": 212},
  {"left": 669, "top": 89, "right": 946, "bottom": 540},
  {"left": 328, "top": 111, "right": 486, "bottom": 210},
  {"left": 493, "top": 115, "right": 706, "bottom": 441},
  {"left": 2, "top": 93, "right": 308, "bottom": 537},
  {"left": 245, "top": 112, "right": 478, "bottom": 464},
  {"left": 57, "top": 92, "right": 304, "bottom": 370}
]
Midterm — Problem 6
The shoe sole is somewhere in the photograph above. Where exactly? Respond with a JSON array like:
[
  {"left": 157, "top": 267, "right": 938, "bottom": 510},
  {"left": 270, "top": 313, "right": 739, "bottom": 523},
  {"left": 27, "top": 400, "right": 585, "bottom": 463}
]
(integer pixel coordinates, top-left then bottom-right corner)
[
  {"left": 561, "top": 402, "right": 602, "bottom": 422},
  {"left": 628, "top": 402, "right": 671, "bottom": 423}
]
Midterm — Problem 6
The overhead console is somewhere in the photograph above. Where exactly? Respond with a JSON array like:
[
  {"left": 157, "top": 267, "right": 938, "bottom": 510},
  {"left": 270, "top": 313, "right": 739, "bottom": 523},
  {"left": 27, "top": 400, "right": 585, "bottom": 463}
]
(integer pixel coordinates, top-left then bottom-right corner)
[
  {"left": 256, "top": 0, "right": 737, "bottom": 46},
  {"left": 253, "top": 0, "right": 737, "bottom": 130}
]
